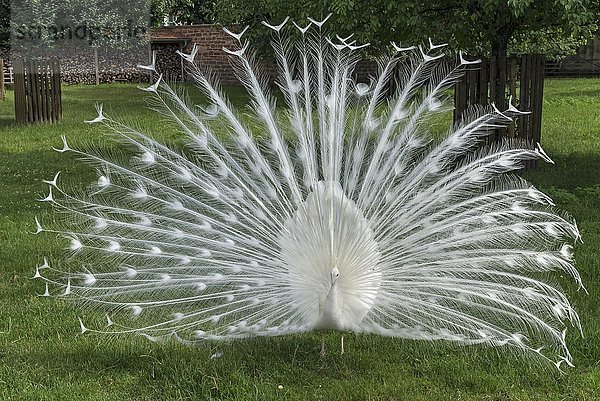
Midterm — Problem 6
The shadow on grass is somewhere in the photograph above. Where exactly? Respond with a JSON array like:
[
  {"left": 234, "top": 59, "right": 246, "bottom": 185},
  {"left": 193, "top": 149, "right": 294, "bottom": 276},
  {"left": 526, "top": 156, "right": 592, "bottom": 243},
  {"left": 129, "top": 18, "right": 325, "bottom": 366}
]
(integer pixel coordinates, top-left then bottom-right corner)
[
  {"left": 522, "top": 153, "right": 600, "bottom": 205},
  {"left": 0, "top": 117, "right": 18, "bottom": 129},
  {"left": 546, "top": 88, "right": 600, "bottom": 99},
  {"left": 21, "top": 333, "right": 566, "bottom": 400}
]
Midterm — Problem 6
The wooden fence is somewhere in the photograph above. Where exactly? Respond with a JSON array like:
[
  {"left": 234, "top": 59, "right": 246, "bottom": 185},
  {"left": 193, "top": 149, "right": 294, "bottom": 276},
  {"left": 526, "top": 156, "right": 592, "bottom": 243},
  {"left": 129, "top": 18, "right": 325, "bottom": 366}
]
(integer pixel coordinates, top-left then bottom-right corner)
[
  {"left": 13, "top": 58, "right": 62, "bottom": 123},
  {"left": 454, "top": 54, "right": 545, "bottom": 145},
  {"left": 0, "top": 58, "right": 5, "bottom": 101}
]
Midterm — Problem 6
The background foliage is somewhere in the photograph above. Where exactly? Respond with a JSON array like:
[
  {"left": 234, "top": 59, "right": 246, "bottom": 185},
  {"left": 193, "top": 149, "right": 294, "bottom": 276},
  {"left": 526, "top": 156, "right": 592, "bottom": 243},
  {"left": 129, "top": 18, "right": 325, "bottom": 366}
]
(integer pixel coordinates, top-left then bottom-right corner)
[
  {"left": 2, "top": 1, "right": 598, "bottom": 59},
  {"left": 211, "top": 0, "right": 599, "bottom": 59}
]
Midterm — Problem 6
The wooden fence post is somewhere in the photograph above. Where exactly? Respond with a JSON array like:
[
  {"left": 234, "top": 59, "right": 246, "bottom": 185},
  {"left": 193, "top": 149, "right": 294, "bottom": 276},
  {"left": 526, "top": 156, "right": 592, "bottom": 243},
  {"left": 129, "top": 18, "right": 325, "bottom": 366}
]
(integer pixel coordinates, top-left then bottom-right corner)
[
  {"left": 0, "top": 58, "right": 5, "bottom": 101},
  {"left": 531, "top": 54, "right": 545, "bottom": 144},
  {"left": 52, "top": 59, "right": 63, "bottom": 121},
  {"left": 13, "top": 59, "right": 27, "bottom": 123},
  {"left": 519, "top": 54, "right": 530, "bottom": 141},
  {"left": 94, "top": 48, "right": 100, "bottom": 85},
  {"left": 478, "top": 60, "right": 488, "bottom": 105},
  {"left": 507, "top": 59, "right": 518, "bottom": 139}
]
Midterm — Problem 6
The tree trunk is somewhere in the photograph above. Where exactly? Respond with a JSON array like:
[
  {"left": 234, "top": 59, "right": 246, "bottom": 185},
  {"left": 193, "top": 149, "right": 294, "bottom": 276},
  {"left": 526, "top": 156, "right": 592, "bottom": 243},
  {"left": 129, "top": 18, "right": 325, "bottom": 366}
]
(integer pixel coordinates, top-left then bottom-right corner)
[
  {"left": 490, "top": 31, "right": 510, "bottom": 111},
  {"left": 489, "top": 21, "right": 513, "bottom": 140}
]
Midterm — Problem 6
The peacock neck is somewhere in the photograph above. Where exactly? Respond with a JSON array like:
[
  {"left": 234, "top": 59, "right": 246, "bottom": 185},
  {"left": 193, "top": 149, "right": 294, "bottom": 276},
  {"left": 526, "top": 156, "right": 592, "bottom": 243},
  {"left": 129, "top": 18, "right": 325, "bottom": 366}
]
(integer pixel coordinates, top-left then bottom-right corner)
[{"left": 316, "top": 280, "right": 344, "bottom": 331}]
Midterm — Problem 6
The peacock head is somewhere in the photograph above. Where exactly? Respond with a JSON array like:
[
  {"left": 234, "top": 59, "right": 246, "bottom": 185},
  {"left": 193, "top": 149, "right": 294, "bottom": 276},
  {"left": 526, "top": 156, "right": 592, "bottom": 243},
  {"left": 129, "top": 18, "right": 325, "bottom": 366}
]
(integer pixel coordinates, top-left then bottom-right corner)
[{"left": 330, "top": 267, "right": 340, "bottom": 284}]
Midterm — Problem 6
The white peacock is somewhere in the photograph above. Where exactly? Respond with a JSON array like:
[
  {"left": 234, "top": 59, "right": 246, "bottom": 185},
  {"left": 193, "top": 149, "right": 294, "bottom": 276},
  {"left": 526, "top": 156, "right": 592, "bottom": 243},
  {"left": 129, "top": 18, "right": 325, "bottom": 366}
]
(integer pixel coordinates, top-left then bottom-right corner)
[{"left": 35, "top": 15, "right": 583, "bottom": 368}]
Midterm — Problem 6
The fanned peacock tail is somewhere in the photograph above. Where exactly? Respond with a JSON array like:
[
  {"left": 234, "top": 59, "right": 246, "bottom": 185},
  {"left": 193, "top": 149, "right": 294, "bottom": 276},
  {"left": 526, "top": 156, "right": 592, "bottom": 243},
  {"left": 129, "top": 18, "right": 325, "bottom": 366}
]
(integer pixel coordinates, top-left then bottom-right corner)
[{"left": 35, "top": 16, "right": 583, "bottom": 369}]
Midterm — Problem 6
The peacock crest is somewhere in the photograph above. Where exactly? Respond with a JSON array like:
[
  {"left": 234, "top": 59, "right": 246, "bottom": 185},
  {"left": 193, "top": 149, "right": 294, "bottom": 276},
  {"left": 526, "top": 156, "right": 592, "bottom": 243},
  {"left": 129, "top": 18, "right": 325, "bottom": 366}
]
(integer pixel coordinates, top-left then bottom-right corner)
[{"left": 35, "top": 15, "right": 583, "bottom": 369}]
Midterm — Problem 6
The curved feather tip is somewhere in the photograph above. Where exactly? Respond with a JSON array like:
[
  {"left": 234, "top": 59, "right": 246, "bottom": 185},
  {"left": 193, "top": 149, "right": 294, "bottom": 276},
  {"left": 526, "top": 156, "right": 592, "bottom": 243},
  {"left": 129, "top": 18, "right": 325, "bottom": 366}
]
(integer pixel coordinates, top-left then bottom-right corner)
[
  {"left": 52, "top": 135, "right": 70, "bottom": 153},
  {"left": 79, "top": 318, "right": 88, "bottom": 334}
]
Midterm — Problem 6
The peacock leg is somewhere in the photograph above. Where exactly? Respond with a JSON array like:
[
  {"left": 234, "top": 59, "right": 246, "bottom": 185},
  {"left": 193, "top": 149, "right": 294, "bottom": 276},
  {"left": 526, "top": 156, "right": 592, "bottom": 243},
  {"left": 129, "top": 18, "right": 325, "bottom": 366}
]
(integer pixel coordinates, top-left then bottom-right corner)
[
  {"left": 320, "top": 334, "right": 326, "bottom": 356},
  {"left": 340, "top": 334, "right": 344, "bottom": 355}
]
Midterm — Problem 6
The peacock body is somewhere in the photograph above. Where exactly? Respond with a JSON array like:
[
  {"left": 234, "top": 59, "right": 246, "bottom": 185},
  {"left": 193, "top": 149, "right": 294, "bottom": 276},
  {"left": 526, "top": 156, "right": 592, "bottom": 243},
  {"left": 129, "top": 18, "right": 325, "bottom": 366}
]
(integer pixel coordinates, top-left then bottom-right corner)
[{"left": 36, "top": 16, "right": 583, "bottom": 368}]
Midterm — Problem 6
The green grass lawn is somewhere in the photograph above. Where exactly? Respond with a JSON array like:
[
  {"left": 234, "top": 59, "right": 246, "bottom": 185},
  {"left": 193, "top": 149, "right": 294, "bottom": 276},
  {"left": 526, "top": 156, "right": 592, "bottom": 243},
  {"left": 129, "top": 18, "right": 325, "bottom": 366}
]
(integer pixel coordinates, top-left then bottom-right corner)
[{"left": 0, "top": 78, "right": 599, "bottom": 400}]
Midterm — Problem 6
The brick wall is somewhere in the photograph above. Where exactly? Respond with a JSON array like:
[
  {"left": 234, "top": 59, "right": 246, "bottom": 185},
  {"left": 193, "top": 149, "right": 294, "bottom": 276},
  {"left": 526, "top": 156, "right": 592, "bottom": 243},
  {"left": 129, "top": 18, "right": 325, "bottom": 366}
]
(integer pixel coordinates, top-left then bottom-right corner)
[{"left": 151, "top": 25, "right": 244, "bottom": 85}]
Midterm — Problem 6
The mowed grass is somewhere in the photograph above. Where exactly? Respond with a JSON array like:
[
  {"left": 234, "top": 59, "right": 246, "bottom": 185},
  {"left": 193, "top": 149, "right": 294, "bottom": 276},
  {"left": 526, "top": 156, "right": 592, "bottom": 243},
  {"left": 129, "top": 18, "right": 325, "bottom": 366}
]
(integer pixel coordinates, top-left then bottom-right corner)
[{"left": 0, "top": 78, "right": 599, "bottom": 400}]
